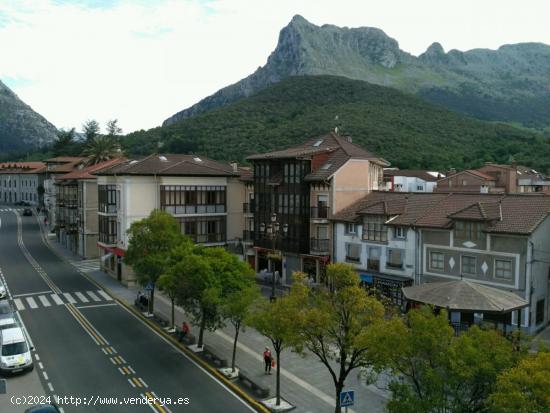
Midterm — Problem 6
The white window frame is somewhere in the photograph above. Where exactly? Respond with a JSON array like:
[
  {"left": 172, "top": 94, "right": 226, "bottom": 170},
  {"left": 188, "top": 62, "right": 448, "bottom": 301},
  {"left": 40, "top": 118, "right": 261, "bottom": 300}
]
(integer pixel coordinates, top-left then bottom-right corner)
[
  {"left": 430, "top": 251, "right": 445, "bottom": 270},
  {"left": 346, "top": 223, "right": 356, "bottom": 234},
  {"left": 394, "top": 226, "right": 406, "bottom": 239},
  {"left": 494, "top": 259, "right": 513, "bottom": 280}
]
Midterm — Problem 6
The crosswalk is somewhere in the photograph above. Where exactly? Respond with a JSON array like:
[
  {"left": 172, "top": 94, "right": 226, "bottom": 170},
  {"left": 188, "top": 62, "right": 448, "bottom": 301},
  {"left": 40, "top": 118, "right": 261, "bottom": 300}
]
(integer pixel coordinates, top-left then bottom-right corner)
[
  {"left": 0, "top": 208, "right": 25, "bottom": 212},
  {"left": 70, "top": 259, "right": 100, "bottom": 273},
  {"left": 12, "top": 290, "right": 113, "bottom": 311}
]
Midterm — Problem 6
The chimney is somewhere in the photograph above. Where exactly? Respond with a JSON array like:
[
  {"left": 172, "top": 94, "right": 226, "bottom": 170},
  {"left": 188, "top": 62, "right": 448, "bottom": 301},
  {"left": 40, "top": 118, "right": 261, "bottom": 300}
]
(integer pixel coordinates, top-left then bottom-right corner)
[
  {"left": 230, "top": 161, "right": 238, "bottom": 173},
  {"left": 346, "top": 136, "right": 352, "bottom": 143}
]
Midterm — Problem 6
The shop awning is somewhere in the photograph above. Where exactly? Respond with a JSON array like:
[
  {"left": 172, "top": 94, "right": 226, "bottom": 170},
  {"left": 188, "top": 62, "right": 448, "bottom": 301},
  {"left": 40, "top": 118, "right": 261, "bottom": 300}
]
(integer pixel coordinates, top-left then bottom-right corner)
[{"left": 98, "top": 244, "right": 126, "bottom": 257}]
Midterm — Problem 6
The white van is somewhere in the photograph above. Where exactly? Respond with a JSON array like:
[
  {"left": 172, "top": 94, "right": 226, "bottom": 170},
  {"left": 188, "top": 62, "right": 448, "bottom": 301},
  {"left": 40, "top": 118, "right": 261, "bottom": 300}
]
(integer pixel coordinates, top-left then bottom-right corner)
[{"left": 0, "top": 327, "right": 33, "bottom": 373}]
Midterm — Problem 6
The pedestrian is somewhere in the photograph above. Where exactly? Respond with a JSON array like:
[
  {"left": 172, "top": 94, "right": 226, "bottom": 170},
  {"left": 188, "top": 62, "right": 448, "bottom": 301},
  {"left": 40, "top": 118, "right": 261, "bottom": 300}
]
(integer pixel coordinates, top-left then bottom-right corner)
[
  {"left": 44, "top": 217, "right": 48, "bottom": 226},
  {"left": 263, "top": 347, "right": 272, "bottom": 374},
  {"left": 179, "top": 321, "right": 190, "bottom": 342}
]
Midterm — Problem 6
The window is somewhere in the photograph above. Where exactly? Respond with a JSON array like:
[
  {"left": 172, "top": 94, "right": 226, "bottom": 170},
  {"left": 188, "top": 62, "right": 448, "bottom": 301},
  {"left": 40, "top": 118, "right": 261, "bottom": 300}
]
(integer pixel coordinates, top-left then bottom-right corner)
[
  {"left": 494, "top": 259, "right": 513, "bottom": 280},
  {"left": 417, "top": 185, "right": 423, "bottom": 191},
  {"left": 461, "top": 255, "right": 477, "bottom": 275},
  {"left": 455, "top": 221, "right": 483, "bottom": 241},
  {"left": 177, "top": 216, "right": 226, "bottom": 244},
  {"left": 367, "top": 247, "right": 381, "bottom": 271},
  {"left": 160, "top": 185, "right": 226, "bottom": 214},
  {"left": 363, "top": 216, "right": 387, "bottom": 242},
  {"left": 430, "top": 252, "right": 445, "bottom": 270},
  {"left": 536, "top": 299, "right": 545, "bottom": 325},
  {"left": 345, "top": 243, "right": 361, "bottom": 263},
  {"left": 346, "top": 223, "right": 356, "bottom": 234},
  {"left": 387, "top": 249, "right": 404, "bottom": 269},
  {"left": 98, "top": 185, "right": 118, "bottom": 213},
  {"left": 394, "top": 227, "right": 406, "bottom": 239}
]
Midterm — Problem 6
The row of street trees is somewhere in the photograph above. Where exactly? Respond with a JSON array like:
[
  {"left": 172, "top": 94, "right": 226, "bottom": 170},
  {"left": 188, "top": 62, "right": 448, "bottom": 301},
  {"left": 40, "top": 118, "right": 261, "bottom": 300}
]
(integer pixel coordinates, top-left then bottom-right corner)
[{"left": 124, "top": 211, "right": 550, "bottom": 413}]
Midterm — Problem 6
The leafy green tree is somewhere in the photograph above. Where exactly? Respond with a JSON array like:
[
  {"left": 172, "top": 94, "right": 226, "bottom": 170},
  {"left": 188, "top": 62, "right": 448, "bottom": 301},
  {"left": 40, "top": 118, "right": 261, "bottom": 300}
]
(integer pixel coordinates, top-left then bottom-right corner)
[
  {"left": 82, "top": 135, "right": 122, "bottom": 165},
  {"left": 221, "top": 283, "right": 261, "bottom": 372},
  {"left": 293, "top": 265, "right": 386, "bottom": 413},
  {"left": 106, "top": 119, "right": 122, "bottom": 137},
  {"left": 367, "top": 307, "right": 521, "bottom": 413},
  {"left": 247, "top": 287, "right": 304, "bottom": 406},
  {"left": 82, "top": 119, "right": 100, "bottom": 142},
  {"left": 489, "top": 351, "right": 550, "bottom": 413},
  {"left": 52, "top": 128, "right": 82, "bottom": 156},
  {"left": 125, "top": 210, "right": 184, "bottom": 315}
]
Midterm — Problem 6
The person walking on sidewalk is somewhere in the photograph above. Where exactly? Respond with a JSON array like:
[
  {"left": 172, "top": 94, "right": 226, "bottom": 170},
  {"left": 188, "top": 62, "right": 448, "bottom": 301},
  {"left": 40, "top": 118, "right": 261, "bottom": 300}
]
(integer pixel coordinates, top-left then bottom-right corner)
[
  {"left": 179, "top": 321, "right": 190, "bottom": 342},
  {"left": 263, "top": 347, "right": 272, "bottom": 374}
]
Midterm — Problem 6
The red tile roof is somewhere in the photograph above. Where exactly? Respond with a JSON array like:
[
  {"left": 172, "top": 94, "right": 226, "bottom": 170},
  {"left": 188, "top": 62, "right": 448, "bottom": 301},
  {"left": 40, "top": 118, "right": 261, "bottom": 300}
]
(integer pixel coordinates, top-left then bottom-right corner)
[
  {"left": 57, "top": 158, "right": 127, "bottom": 180},
  {"left": 332, "top": 191, "right": 550, "bottom": 235},
  {"left": 0, "top": 162, "right": 46, "bottom": 174}
]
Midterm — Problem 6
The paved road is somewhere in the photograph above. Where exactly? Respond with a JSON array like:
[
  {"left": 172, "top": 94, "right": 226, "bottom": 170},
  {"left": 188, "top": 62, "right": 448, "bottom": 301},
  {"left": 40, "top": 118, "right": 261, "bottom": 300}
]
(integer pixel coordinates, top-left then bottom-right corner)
[{"left": 0, "top": 208, "right": 256, "bottom": 413}]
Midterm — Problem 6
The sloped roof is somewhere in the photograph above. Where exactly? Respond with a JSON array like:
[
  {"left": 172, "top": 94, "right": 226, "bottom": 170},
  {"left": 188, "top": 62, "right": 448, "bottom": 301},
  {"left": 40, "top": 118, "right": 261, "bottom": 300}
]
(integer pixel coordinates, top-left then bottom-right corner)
[
  {"left": 332, "top": 191, "right": 550, "bottom": 235},
  {"left": 384, "top": 169, "right": 440, "bottom": 182},
  {"left": 45, "top": 156, "right": 87, "bottom": 163},
  {"left": 94, "top": 154, "right": 241, "bottom": 177},
  {"left": 402, "top": 280, "right": 528, "bottom": 313},
  {"left": 57, "top": 158, "right": 126, "bottom": 180},
  {"left": 0, "top": 162, "right": 46, "bottom": 174},
  {"left": 439, "top": 169, "right": 496, "bottom": 182}
]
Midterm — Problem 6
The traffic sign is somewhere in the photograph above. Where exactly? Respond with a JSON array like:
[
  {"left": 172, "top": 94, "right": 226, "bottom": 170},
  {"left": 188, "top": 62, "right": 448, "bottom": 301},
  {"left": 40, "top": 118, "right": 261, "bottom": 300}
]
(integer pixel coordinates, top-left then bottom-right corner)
[
  {"left": 144, "top": 282, "right": 154, "bottom": 291},
  {"left": 340, "top": 390, "right": 354, "bottom": 407}
]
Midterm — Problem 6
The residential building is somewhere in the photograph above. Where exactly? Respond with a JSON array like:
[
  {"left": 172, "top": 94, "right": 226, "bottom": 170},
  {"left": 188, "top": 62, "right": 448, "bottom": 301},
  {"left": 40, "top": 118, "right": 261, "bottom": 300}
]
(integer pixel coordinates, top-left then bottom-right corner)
[
  {"left": 382, "top": 169, "right": 441, "bottom": 192},
  {"left": 94, "top": 154, "right": 247, "bottom": 286},
  {"left": 247, "top": 132, "right": 389, "bottom": 285},
  {"left": 436, "top": 169, "right": 501, "bottom": 193},
  {"left": 42, "top": 157, "right": 87, "bottom": 226},
  {"left": 0, "top": 162, "right": 45, "bottom": 205},
  {"left": 332, "top": 191, "right": 550, "bottom": 333},
  {"left": 55, "top": 158, "right": 125, "bottom": 259}
]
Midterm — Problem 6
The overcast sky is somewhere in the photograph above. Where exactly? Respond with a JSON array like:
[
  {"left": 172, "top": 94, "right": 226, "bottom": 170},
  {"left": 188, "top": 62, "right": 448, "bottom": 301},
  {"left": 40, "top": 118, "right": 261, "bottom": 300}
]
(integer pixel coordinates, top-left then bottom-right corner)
[{"left": 1, "top": 0, "right": 549, "bottom": 134}]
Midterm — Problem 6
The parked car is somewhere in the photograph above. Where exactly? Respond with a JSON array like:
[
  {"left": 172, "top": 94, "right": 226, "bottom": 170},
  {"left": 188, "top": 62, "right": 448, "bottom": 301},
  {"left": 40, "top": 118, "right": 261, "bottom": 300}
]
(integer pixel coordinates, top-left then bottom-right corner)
[
  {"left": 25, "top": 404, "right": 61, "bottom": 413},
  {"left": 21, "top": 201, "right": 31, "bottom": 207},
  {"left": 0, "top": 318, "right": 18, "bottom": 331},
  {"left": 23, "top": 208, "right": 33, "bottom": 216},
  {"left": 0, "top": 280, "right": 6, "bottom": 299},
  {"left": 0, "top": 327, "right": 33, "bottom": 373},
  {"left": 0, "top": 301, "right": 15, "bottom": 320}
]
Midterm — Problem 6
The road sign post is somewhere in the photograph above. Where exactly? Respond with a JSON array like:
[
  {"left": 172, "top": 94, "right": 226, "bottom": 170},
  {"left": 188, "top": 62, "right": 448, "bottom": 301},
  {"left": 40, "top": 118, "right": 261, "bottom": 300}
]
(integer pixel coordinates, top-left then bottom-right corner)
[{"left": 340, "top": 390, "right": 354, "bottom": 412}]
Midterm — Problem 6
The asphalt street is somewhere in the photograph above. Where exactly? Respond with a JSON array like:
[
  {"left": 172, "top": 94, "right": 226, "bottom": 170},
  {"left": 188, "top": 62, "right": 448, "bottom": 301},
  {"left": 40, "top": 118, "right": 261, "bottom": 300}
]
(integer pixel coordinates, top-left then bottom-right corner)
[{"left": 0, "top": 207, "right": 256, "bottom": 413}]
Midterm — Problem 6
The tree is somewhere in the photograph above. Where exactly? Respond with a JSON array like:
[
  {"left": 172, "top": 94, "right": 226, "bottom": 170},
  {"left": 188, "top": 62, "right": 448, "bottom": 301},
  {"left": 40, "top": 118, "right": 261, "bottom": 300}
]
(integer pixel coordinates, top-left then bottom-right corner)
[
  {"left": 221, "top": 283, "right": 260, "bottom": 373},
  {"left": 294, "top": 264, "right": 386, "bottom": 413},
  {"left": 52, "top": 128, "right": 82, "bottom": 156},
  {"left": 367, "top": 307, "right": 522, "bottom": 413},
  {"left": 247, "top": 287, "right": 304, "bottom": 406},
  {"left": 489, "top": 351, "right": 550, "bottom": 413},
  {"left": 106, "top": 119, "right": 122, "bottom": 137},
  {"left": 82, "top": 135, "right": 122, "bottom": 165},
  {"left": 82, "top": 119, "right": 100, "bottom": 142},
  {"left": 125, "top": 210, "right": 184, "bottom": 315}
]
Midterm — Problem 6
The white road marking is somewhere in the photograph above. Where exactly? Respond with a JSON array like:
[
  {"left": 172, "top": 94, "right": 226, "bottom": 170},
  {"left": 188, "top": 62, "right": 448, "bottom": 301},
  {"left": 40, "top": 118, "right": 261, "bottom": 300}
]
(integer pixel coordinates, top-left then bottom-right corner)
[
  {"left": 128, "top": 379, "right": 136, "bottom": 388},
  {"left": 118, "top": 367, "right": 126, "bottom": 375},
  {"left": 151, "top": 392, "right": 172, "bottom": 413},
  {"left": 26, "top": 296, "right": 38, "bottom": 309},
  {"left": 43, "top": 371, "right": 49, "bottom": 380},
  {"left": 76, "top": 303, "right": 118, "bottom": 309},
  {"left": 51, "top": 294, "right": 64, "bottom": 305},
  {"left": 38, "top": 362, "right": 44, "bottom": 370},
  {"left": 13, "top": 298, "right": 25, "bottom": 311},
  {"left": 141, "top": 394, "right": 158, "bottom": 413},
  {"left": 34, "top": 354, "right": 40, "bottom": 361},
  {"left": 12, "top": 290, "right": 53, "bottom": 298},
  {"left": 38, "top": 295, "right": 51, "bottom": 307},
  {"left": 85, "top": 291, "right": 101, "bottom": 302},
  {"left": 102, "top": 348, "right": 108, "bottom": 355},
  {"left": 139, "top": 378, "right": 148, "bottom": 388},
  {"left": 128, "top": 366, "right": 135, "bottom": 374},
  {"left": 75, "top": 292, "right": 89, "bottom": 303},
  {"left": 97, "top": 290, "right": 112, "bottom": 301},
  {"left": 48, "top": 382, "right": 54, "bottom": 392},
  {"left": 63, "top": 292, "right": 76, "bottom": 304}
]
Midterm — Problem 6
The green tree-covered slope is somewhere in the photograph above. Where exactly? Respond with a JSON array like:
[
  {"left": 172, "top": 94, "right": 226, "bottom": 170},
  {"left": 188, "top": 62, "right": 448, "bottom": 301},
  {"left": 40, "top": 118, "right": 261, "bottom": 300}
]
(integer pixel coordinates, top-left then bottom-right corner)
[{"left": 125, "top": 75, "right": 550, "bottom": 173}]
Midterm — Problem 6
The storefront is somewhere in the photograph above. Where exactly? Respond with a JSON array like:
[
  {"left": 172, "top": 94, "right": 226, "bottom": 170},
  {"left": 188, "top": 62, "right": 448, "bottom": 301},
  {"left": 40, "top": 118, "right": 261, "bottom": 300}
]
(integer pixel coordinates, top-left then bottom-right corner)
[{"left": 358, "top": 271, "right": 413, "bottom": 306}]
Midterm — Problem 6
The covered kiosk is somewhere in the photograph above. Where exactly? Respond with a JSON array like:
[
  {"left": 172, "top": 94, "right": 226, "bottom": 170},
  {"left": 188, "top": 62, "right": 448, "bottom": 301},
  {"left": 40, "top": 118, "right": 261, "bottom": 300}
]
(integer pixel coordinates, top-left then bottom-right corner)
[{"left": 402, "top": 280, "right": 529, "bottom": 334}]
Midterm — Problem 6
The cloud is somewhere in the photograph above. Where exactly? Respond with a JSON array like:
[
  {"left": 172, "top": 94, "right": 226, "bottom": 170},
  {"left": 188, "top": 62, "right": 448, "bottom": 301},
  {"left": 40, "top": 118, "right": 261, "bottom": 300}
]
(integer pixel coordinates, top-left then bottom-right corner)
[{"left": 1, "top": 0, "right": 549, "bottom": 133}]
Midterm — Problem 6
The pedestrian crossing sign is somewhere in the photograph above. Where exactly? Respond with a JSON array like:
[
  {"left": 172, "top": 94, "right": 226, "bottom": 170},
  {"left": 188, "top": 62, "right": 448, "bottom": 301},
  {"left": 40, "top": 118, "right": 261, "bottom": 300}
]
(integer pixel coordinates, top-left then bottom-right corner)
[{"left": 340, "top": 390, "right": 354, "bottom": 407}]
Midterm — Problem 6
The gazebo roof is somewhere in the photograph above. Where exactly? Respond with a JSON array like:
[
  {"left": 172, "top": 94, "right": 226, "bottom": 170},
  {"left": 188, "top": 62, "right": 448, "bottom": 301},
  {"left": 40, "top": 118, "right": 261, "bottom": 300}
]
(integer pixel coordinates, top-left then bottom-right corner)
[{"left": 402, "top": 280, "right": 528, "bottom": 313}]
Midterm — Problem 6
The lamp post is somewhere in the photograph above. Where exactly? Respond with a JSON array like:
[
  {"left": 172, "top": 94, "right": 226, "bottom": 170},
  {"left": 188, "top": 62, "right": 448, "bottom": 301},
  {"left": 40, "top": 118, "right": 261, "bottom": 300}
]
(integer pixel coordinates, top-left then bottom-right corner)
[{"left": 260, "top": 213, "right": 288, "bottom": 301}]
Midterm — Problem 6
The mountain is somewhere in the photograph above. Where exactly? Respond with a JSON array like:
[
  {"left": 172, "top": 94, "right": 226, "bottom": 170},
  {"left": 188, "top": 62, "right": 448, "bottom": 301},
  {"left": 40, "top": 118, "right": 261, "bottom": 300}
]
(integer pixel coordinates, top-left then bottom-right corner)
[
  {"left": 127, "top": 75, "right": 550, "bottom": 173},
  {"left": 0, "top": 79, "right": 57, "bottom": 153},
  {"left": 163, "top": 15, "right": 550, "bottom": 130}
]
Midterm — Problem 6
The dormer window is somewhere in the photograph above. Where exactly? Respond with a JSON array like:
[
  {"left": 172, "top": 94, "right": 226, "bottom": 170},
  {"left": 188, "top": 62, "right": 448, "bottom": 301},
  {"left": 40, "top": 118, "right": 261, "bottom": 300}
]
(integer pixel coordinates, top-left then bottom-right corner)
[
  {"left": 363, "top": 216, "right": 387, "bottom": 242},
  {"left": 455, "top": 221, "right": 483, "bottom": 241}
]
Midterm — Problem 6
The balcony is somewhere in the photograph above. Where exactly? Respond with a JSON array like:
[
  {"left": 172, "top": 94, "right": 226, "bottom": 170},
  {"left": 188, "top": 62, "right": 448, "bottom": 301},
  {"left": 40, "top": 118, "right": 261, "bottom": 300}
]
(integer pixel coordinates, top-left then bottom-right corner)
[
  {"left": 99, "top": 233, "right": 117, "bottom": 246},
  {"left": 310, "top": 206, "right": 330, "bottom": 221},
  {"left": 310, "top": 238, "right": 330, "bottom": 255},
  {"left": 242, "top": 230, "right": 254, "bottom": 243},
  {"left": 243, "top": 202, "right": 255, "bottom": 214}
]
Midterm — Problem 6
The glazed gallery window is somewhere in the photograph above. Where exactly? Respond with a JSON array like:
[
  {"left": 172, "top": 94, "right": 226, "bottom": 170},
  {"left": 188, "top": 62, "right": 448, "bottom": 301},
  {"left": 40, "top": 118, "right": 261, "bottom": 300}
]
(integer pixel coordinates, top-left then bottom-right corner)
[
  {"left": 455, "top": 221, "right": 483, "bottom": 241},
  {"left": 345, "top": 243, "right": 361, "bottom": 263},
  {"left": 363, "top": 216, "right": 387, "bottom": 242},
  {"left": 461, "top": 255, "right": 477, "bottom": 275},
  {"left": 494, "top": 259, "right": 513, "bottom": 280},
  {"left": 430, "top": 252, "right": 445, "bottom": 270},
  {"left": 386, "top": 248, "right": 404, "bottom": 269},
  {"left": 161, "top": 185, "right": 226, "bottom": 214}
]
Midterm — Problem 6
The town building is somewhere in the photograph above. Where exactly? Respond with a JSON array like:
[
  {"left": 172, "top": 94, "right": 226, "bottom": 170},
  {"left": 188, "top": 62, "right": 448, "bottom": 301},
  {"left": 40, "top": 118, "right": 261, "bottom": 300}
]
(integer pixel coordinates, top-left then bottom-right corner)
[
  {"left": 382, "top": 169, "right": 441, "bottom": 192},
  {"left": 0, "top": 162, "right": 45, "bottom": 205},
  {"left": 332, "top": 191, "right": 550, "bottom": 333},
  {"left": 55, "top": 158, "right": 125, "bottom": 259},
  {"left": 94, "top": 154, "right": 247, "bottom": 285},
  {"left": 247, "top": 132, "right": 389, "bottom": 285},
  {"left": 436, "top": 169, "right": 500, "bottom": 193}
]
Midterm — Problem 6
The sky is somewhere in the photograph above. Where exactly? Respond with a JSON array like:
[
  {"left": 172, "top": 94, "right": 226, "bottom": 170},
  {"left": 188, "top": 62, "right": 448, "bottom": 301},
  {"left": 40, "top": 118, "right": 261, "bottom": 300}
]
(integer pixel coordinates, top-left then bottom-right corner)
[{"left": 1, "top": 0, "right": 550, "bottom": 134}]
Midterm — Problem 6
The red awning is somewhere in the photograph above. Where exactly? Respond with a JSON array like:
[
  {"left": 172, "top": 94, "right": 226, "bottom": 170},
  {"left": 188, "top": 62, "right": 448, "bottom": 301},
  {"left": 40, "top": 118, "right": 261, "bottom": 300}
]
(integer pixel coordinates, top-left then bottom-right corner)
[{"left": 98, "top": 244, "right": 126, "bottom": 257}]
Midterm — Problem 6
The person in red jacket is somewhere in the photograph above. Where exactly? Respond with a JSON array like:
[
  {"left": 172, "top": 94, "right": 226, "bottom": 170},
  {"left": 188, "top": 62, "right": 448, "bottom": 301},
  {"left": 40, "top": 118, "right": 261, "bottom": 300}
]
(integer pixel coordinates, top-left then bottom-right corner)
[{"left": 263, "top": 347, "right": 272, "bottom": 374}]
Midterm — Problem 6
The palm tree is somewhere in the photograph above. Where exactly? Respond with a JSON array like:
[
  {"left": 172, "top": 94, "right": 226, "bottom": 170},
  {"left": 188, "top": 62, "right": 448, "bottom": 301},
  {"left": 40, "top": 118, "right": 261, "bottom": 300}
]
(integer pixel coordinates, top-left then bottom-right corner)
[{"left": 82, "top": 135, "right": 122, "bottom": 165}]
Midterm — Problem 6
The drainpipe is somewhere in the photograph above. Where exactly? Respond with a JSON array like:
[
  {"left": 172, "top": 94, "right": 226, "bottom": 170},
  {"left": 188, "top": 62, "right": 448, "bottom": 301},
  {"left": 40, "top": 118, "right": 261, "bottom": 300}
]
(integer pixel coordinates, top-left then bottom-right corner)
[{"left": 525, "top": 240, "right": 534, "bottom": 331}]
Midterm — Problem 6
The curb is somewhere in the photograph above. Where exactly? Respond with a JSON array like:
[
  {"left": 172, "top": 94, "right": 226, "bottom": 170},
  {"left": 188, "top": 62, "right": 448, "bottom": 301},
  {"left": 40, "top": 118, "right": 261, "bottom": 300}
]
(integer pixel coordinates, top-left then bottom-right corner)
[{"left": 35, "top": 216, "right": 270, "bottom": 413}]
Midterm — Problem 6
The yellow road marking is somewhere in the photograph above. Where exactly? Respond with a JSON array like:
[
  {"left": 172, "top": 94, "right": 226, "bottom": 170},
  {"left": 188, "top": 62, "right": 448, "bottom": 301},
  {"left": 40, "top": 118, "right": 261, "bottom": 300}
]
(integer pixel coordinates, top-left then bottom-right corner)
[
  {"left": 145, "top": 392, "right": 167, "bottom": 413},
  {"left": 132, "top": 377, "right": 142, "bottom": 388}
]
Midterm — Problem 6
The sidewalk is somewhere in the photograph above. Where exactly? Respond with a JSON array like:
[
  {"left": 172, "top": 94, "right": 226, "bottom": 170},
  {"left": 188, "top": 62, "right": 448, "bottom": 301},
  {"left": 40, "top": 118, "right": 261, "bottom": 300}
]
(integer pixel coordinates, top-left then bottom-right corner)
[{"left": 49, "top": 240, "right": 389, "bottom": 413}]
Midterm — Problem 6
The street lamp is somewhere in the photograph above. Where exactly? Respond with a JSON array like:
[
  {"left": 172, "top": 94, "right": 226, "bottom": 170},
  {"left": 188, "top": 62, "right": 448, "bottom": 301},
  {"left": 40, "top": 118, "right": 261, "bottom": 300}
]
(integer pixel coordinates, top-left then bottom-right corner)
[{"left": 261, "top": 212, "right": 288, "bottom": 301}]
